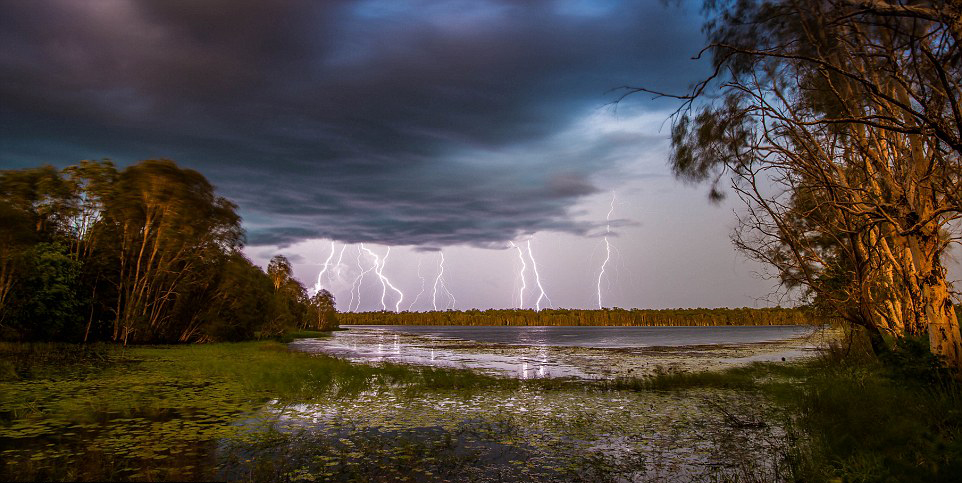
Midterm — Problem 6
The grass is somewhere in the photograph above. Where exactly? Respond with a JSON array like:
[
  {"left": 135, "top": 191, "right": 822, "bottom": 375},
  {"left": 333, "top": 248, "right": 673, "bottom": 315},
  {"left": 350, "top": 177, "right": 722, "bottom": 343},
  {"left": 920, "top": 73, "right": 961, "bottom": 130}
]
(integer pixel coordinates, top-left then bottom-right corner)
[
  {"left": 787, "top": 370, "right": 962, "bottom": 482},
  {"left": 601, "top": 361, "right": 809, "bottom": 392},
  {"left": 0, "top": 340, "right": 518, "bottom": 481},
  {"left": 0, "top": 341, "right": 116, "bottom": 382},
  {"left": 1, "top": 339, "right": 518, "bottom": 397},
  {"left": 775, "top": 346, "right": 962, "bottom": 482},
  {"left": 2, "top": 332, "right": 961, "bottom": 482},
  {"left": 592, "top": 331, "right": 962, "bottom": 482},
  {"left": 275, "top": 329, "right": 336, "bottom": 343}
]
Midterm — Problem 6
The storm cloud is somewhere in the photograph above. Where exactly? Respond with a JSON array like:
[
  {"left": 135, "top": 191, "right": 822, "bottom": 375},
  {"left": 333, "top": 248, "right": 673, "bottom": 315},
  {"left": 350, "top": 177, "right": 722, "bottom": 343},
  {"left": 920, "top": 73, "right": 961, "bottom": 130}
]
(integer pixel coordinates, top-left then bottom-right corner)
[{"left": 0, "top": 0, "right": 708, "bottom": 247}]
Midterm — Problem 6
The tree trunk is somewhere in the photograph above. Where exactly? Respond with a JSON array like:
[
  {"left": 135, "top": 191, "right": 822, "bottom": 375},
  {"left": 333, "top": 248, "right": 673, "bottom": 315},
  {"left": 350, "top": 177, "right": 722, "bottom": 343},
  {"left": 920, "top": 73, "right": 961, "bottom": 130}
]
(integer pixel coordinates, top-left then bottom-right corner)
[
  {"left": 83, "top": 282, "right": 97, "bottom": 344},
  {"left": 908, "top": 234, "right": 962, "bottom": 371},
  {"left": 919, "top": 268, "right": 962, "bottom": 371},
  {"left": 863, "top": 322, "right": 889, "bottom": 357}
]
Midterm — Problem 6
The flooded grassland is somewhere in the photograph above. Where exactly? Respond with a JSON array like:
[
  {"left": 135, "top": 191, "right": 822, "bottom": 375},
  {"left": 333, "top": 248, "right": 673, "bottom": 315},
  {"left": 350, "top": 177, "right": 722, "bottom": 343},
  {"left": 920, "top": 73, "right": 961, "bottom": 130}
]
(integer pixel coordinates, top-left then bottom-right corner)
[{"left": 0, "top": 327, "right": 834, "bottom": 482}]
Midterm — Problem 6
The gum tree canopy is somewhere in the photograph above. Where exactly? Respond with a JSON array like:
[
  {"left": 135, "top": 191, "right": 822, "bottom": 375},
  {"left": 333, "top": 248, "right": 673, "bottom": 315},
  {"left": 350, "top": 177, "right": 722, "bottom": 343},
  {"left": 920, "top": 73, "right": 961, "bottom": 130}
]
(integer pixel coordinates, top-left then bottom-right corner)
[{"left": 635, "top": 0, "right": 962, "bottom": 369}]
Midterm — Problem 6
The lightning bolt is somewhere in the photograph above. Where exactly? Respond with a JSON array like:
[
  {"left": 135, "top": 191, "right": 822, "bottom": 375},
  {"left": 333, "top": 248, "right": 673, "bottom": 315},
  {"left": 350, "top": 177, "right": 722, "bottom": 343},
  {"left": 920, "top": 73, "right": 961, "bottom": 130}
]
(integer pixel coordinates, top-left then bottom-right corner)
[
  {"left": 432, "top": 252, "right": 444, "bottom": 311},
  {"left": 312, "top": 241, "right": 336, "bottom": 296},
  {"left": 527, "top": 239, "right": 551, "bottom": 311},
  {"left": 333, "top": 244, "right": 347, "bottom": 280},
  {"left": 431, "top": 251, "right": 455, "bottom": 310},
  {"left": 408, "top": 257, "right": 426, "bottom": 311},
  {"left": 348, "top": 246, "right": 360, "bottom": 311},
  {"left": 361, "top": 244, "right": 387, "bottom": 311},
  {"left": 360, "top": 245, "right": 404, "bottom": 312},
  {"left": 597, "top": 192, "right": 615, "bottom": 309},
  {"left": 509, "top": 241, "right": 526, "bottom": 309},
  {"left": 381, "top": 248, "right": 405, "bottom": 312},
  {"left": 349, "top": 245, "right": 376, "bottom": 311},
  {"left": 442, "top": 273, "right": 456, "bottom": 310}
]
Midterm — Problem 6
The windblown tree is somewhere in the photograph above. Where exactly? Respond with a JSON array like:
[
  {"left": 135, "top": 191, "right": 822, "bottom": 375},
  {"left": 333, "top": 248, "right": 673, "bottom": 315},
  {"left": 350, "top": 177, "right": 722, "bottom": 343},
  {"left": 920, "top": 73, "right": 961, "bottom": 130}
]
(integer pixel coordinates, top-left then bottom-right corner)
[
  {"left": 62, "top": 160, "right": 118, "bottom": 260},
  {"left": 99, "top": 160, "right": 243, "bottom": 343},
  {"left": 0, "top": 159, "right": 334, "bottom": 343},
  {"left": 61, "top": 160, "right": 118, "bottom": 342},
  {"left": 268, "top": 255, "right": 294, "bottom": 291},
  {"left": 633, "top": 0, "right": 962, "bottom": 368}
]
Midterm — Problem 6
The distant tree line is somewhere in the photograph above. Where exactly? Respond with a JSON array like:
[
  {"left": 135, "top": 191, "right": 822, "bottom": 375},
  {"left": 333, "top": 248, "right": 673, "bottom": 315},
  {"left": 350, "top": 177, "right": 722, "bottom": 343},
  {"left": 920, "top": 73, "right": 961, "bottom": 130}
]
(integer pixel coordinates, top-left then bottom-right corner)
[
  {"left": 338, "top": 307, "right": 834, "bottom": 327},
  {"left": 0, "top": 160, "right": 337, "bottom": 344}
]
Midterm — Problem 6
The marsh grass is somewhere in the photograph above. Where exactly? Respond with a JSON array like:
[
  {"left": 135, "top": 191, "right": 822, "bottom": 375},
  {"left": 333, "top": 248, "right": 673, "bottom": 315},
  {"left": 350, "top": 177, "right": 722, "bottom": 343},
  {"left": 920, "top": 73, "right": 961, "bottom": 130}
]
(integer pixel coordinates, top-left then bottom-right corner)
[
  {"left": 0, "top": 339, "right": 520, "bottom": 481},
  {"left": 3, "top": 334, "right": 961, "bottom": 482},
  {"left": 777, "top": 346, "right": 962, "bottom": 482},
  {"left": 601, "top": 361, "right": 810, "bottom": 392},
  {"left": 275, "top": 329, "right": 335, "bottom": 343},
  {"left": 134, "top": 340, "right": 519, "bottom": 399},
  {"left": 594, "top": 337, "right": 962, "bottom": 483},
  {"left": 786, "top": 374, "right": 962, "bottom": 482}
]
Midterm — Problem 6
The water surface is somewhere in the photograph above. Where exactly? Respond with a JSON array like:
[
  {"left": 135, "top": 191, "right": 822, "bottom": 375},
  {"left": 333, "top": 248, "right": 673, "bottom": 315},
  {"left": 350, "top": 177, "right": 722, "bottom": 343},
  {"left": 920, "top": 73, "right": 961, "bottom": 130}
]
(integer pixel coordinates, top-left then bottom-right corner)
[
  {"left": 291, "top": 325, "right": 824, "bottom": 379},
  {"left": 343, "top": 324, "right": 817, "bottom": 348}
]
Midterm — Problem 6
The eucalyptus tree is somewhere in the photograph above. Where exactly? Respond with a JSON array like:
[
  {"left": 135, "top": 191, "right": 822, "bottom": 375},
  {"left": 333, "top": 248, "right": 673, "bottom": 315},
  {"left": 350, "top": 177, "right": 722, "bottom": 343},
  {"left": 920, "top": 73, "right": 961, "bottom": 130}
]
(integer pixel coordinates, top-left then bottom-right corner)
[
  {"left": 58, "top": 160, "right": 119, "bottom": 342},
  {"left": 102, "top": 160, "right": 242, "bottom": 344},
  {"left": 309, "top": 289, "right": 338, "bottom": 330},
  {"left": 268, "top": 255, "right": 294, "bottom": 291},
  {"left": 62, "top": 160, "right": 117, "bottom": 259},
  {"left": 265, "top": 255, "right": 310, "bottom": 335},
  {"left": 632, "top": 0, "right": 962, "bottom": 368},
  {"left": 0, "top": 165, "right": 75, "bottom": 238}
]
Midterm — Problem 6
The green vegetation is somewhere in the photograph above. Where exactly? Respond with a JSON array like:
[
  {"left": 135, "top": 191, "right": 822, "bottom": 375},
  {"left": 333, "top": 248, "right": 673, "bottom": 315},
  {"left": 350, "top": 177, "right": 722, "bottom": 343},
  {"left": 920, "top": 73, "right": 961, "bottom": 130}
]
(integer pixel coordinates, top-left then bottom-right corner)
[
  {"left": 0, "top": 339, "right": 516, "bottom": 481},
  {"left": 340, "top": 306, "right": 834, "bottom": 326},
  {"left": 1, "top": 331, "right": 959, "bottom": 482},
  {"left": 786, "top": 364, "right": 962, "bottom": 482},
  {"left": 599, "top": 333, "right": 962, "bottom": 481},
  {"left": 782, "top": 339, "right": 962, "bottom": 482},
  {"left": 0, "top": 160, "right": 338, "bottom": 344}
]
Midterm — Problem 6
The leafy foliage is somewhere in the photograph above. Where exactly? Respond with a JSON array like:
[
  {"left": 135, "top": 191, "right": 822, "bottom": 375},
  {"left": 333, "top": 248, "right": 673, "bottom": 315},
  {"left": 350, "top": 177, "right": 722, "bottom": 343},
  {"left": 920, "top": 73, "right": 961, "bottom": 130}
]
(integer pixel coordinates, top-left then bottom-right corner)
[
  {"left": 3, "top": 243, "right": 85, "bottom": 341},
  {"left": 783, "top": 340, "right": 962, "bottom": 482},
  {"left": 0, "top": 160, "right": 337, "bottom": 343}
]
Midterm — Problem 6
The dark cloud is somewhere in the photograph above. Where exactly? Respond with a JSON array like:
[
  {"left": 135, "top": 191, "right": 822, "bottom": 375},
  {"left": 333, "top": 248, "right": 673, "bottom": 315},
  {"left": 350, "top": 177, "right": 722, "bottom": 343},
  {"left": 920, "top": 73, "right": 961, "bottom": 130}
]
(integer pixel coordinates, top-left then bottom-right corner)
[{"left": 0, "top": 0, "right": 708, "bottom": 247}]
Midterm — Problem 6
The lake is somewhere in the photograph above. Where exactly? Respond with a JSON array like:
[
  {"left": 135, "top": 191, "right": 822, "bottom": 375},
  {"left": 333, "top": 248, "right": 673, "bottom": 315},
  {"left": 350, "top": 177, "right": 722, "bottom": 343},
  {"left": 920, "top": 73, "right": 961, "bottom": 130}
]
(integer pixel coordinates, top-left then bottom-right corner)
[{"left": 291, "top": 325, "right": 826, "bottom": 379}]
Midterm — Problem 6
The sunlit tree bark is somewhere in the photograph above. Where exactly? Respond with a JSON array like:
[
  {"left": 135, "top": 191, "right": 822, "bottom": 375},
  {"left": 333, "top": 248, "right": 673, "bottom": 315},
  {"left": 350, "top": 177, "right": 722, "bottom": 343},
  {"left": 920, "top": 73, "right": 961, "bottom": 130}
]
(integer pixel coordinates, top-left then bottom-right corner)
[{"left": 629, "top": 0, "right": 962, "bottom": 369}]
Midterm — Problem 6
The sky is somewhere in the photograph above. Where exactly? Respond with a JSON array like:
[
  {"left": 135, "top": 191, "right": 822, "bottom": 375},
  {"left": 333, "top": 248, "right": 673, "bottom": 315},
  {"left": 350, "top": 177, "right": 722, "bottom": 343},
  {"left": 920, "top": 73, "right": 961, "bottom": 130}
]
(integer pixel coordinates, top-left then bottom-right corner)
[{"left": 1, "top": 0, "right": 790, "bottom": 311}]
